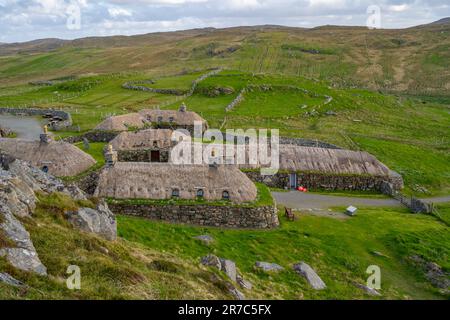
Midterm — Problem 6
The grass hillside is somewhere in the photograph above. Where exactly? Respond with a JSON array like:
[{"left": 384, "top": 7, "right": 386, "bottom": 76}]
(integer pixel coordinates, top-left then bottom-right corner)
[
  {"left": 0, "top": 193, "right": 231, "bottom": 300},
  {"left": 1, "top": 192, "right": 448, "bottom": 300},
  {"left": 118, "top": 206, "right": 449, "bottom": 300},
  {"left": 0, "top": 23, "right": 449, "bottom": 95},
  {"left": 2, "top": 69, "right": 448, "bottom": 196}
]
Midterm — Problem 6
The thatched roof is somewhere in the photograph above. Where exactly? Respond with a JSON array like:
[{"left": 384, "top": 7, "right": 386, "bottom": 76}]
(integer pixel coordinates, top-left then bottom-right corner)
[
  {"left": 176, "top": 143, "right": 397, "bottom": 177},
  {"left": 277, "top": 144, "right": 394, "bottom": 176},
  {"left": 110, "top": 129, "right": 175, "bottom": 150},
  {"left": 94, "top": 162, "right": 257, "bottom": 203},
  {"left": 94, "top": 109, "right": 206, "bottom": 132},
  {"left": 0, "top": 138, "right": 96, "bottom": 177},
  {"left": 94, "top": 113, "right": 146, "bottom": 131},
  {"left": 139, "top": 109, "right": 206, "bottom": 126}
]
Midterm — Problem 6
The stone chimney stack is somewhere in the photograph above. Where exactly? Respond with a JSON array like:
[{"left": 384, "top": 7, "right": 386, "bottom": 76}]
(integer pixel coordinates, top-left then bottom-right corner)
[
  {"left": 40, "top": 125, "right": 52, "bottom": 144},
  {"left": 179, "top": 102, "right": 187, "bottom": 112},
  {"left": 105, "top": 144, "right": 118, "bottom": 167}
]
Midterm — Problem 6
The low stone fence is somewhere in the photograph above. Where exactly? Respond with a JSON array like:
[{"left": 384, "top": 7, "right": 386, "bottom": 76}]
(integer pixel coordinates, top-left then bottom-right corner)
[
  {"left": 0, "top": 107, "right": 72, "bottom": 131},
  {"left": 380, "top": 181, "right": 434, "bottom": 213},
  {"left": 225, "top": 88, "right": 246, "bottom": 112},
  {"left": 245, "top": 170, "right": 403, "bottom": 192},
  {"left": 108, "top": 202, "right": 279, "bottom": 229},
  {"left": 279, "top": 137, "right": 341, "bottom": 149},
  {"left": 63, "top": 130, "right": 119, "bottom": 143}
]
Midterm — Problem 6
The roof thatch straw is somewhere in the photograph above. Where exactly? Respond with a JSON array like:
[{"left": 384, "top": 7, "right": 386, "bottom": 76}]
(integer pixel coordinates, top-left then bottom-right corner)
[
  {"left": 177, "top": 143, "right": 397, "bottom": 177},
  {"left": 110, "top": 129, "right": 174, "bottom": 150},
  {"left": 94, "top": 162, "right": 257, "bottom": 203},
  {"left": 94, "top": 109, "right": 206, "bottom": 132},
  {"left": 139, "top": 109, "right": 206, "bottom": 126},
  {"left": 94, "top": 113, "right": 146, "bottom": 131},
  {"left": 277, "top": 144, "right": 394, "bottom": 176},
  {"left": 0, "top": 138, "right": 96, "bottom": 177}
]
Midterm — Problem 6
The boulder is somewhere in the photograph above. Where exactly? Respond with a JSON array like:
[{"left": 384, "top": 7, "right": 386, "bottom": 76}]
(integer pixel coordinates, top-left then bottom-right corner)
[
  {"left": 220, "top": 259, "right": 237, "bottom": 282},
  {"left": 194, "top": 235, "right": 214, "bottom": 245},
  {"left": 293, "top": 262, "right": 326, "bottom": 290},
  {"left": 201, "top": 254, "right": 222, "bottom": 270},
  {"left": 237, "top": 274, "right": 252, "bottom": 290},
  {"left": 353, "top": 282, "right": 381, "bottom": 296},
  {"left": 0, "top": 205, "right": 47, "bottom": 276},
  {"left": 0, "top": 272, "right": 24, "bottom": 287},
  {"left": 0, "top": 248, "right": 47, "bottom": 276},
  {"left": 255, "top": 261, "right": 284, "bottom": 273},
  {"left": 0, "top": 171, "right": 36, "bottom": 218},
  {"left": 66, "top": 201, "right": 117, "bottom": 241},
  {"left": 229, "top": 287, "right": 245, "bottom": 300}
]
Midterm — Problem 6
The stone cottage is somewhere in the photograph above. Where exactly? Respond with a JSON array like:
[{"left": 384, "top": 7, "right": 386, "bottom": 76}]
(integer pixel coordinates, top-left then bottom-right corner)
[
  {"left": 0, "top": 128, "right": 96, "bottom": 177},
  {"left": 94, "top": 162, "right": 257, "bottom": 204},
  {"left": 95, "top": 103, "right": 208, "bottom": 134},
  {"left": 241, "top": 144, "right": 404, "bottom": 191},
  {"left": 109, "top": 129, "right": 177, "bottom": 162}
]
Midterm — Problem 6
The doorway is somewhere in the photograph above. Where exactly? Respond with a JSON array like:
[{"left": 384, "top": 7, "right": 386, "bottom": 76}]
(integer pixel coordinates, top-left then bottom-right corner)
[
  {"left": 151, "top": 150, "right": 160, "bottom": 162},
  {"left": 289, "top": 173, "right": 297, "bottom": 189}
]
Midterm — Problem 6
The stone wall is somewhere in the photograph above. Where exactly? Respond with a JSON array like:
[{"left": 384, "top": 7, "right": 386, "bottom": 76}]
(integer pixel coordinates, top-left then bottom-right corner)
[
  {"left": 0, "top": 107, "right": 72, "bottom": 131},
  {"left": 279, "top": 137, "right": 341, "bottom": 149},
  {"left": 63, "top": 130, "right": 119, "bottom": 143},
  {"left": 245, "top": 171, "right": 403, "bottom": 191},
  {"left": 108, "top": 202, "right": 279, "bottom": 229},
  {"left": 118, "top": 149, "right": 170, "bottom": 162}
]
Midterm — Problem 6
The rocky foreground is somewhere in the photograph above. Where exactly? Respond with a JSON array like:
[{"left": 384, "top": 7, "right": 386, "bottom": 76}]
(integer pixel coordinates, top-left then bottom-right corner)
[{"left": 0, "top": 152, "right": 116, "bottom": 277}]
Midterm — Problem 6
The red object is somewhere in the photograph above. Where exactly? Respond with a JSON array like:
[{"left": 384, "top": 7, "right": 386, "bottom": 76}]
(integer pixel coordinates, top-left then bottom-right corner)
[{"left": 297, "top": 186, "right": 308, "bottom": 193}]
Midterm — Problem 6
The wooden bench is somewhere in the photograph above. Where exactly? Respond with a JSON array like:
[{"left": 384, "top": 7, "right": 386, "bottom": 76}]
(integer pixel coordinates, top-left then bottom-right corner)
[{"left": 285, "top": 207, "right": 296, "bottom": 221}]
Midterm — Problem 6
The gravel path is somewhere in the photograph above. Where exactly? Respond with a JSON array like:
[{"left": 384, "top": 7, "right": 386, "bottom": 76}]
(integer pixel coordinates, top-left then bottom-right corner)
[{"left": 272, "top": 191, "right": 401, "bottom": 210}]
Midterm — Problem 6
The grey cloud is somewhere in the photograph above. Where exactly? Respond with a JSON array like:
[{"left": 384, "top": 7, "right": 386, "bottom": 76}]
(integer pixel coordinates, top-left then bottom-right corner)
[{"left": 0, "top": 0, "right": 449, "bottom": 42}]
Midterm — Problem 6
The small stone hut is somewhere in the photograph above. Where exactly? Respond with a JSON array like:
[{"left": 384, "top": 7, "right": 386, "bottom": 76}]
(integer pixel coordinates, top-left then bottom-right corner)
[
  {"left": 241, "top": 144, "right": 404, "bottom": 191},
  {"left": 94, "top": 162, "right": 257, "bottom": 204},
  {"left": 0, "top": 135, "right": 96, "bottom": 177},
  {"left": 109, "top": 129, "right": 176, "bottom": 162},
  {"left": 94, "top": 103, "right": 207, "bottom": 134}
]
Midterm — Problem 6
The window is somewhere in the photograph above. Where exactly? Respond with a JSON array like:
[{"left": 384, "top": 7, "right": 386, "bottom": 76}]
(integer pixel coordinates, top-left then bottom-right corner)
[
  {"left": 41, "top": 166, "right": 49, "bottom": 173},
  {"left": 169, "top": 117, "right": 174, "bottom": 123},
  {"left": 172, "top": 189, "right": 180, "bottom": 198},
  {"left": 146, "top": 115, "right": 152, "bottom": 122},
  {"left": 196, "top": 189, "right": 204, "bottom": 198},
  {"left": 157, "top": 116, "right": 163, "bottom": 123},
  {"left": 153, "top": 140, "right": 158, "bottom": 147},
  {"left": 222, "top": 190, "right": 230, "bottom": 200}
]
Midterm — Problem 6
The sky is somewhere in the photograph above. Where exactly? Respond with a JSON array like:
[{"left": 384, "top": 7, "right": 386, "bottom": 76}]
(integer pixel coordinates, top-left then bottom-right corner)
[{"left": 0, "top": 0, "right": 449, "bottom": 43}]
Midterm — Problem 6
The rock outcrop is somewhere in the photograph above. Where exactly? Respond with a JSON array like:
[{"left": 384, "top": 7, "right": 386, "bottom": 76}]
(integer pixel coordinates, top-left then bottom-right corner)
[
  {"left": 293, "top": 262, "right": 327, "bottom": 290},
  {"left": 0, "top": 152, "right": 116, "bottom": 277},
  {"left": 0, "top": 272, "right": 24, "bottom": 287},
  {"left": 0, "top": 204, "right": 47, "bottom": 275},
  {"left": 255, "top": 261, "right": 284, "bottom": 273},
  {"left": 66, "top": 201, "right": 117, "bottom": 241}
]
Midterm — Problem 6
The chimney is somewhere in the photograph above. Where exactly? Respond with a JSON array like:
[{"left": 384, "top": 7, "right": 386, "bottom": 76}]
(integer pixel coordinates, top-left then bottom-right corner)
[
  {"left": 179, "top": 102, "right": 187, "bottom": 112},
  {"left": 40, "top": 125, "right": 52, "bottom": 144},
  {"left": 105, "top": 144, "right": 118, "bottom": 167}
]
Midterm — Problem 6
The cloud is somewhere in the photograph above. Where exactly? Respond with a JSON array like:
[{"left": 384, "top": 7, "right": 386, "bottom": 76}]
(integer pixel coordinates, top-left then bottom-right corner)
[
  {"left": 0, "top": 0, "right": 449, "bottom": 42},
  {"left": 108, "top": 7, "right": 132, "bottom": 18}
]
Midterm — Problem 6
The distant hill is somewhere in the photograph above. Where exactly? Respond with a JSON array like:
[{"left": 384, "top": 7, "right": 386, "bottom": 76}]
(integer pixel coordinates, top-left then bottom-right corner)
[
  {"left": 0, "top": 23, "right": 448, "bottom": 94},
  {"left": 429, "top": 17, "right": 450, "bottom": 25}
]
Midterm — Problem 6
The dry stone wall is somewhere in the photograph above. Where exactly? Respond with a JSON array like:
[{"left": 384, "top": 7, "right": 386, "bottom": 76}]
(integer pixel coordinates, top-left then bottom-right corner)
[{"left": 108, "top": 202, "right": 279, "bottom": 229}]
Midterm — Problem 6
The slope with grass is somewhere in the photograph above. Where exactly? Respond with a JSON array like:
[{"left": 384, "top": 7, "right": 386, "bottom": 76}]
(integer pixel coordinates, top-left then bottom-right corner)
[
  {"left": 118, "top": 206, "right": 449, "bottom": 300},
  {"left": 1, "top": 23, "right": 449, "bottom": 94},
  {"left": 0, "top": 192, "right": 233, "bottom": 300}
]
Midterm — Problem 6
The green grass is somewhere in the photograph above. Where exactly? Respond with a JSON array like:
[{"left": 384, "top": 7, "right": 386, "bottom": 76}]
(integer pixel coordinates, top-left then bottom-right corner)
[
  {"left": 1, "top": 69, "right": 448, "bottom": 196},
  {"left": 118, "top": 206, "right": 449, "bottom": 299},
  {"left": 0, "top": 193, "right": 232, "bottom": 300}
]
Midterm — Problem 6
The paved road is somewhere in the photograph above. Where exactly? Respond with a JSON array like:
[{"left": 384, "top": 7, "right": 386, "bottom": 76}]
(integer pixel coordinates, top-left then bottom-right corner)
[
  {"left": 272, "top": 191, "right": 401, "bottom": 210},
  {"left": 420, "top": 196, "right": 450, "bottom": 204},
  {"left": 272, "top": 192, "right": 450, "bottom": 210}
]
